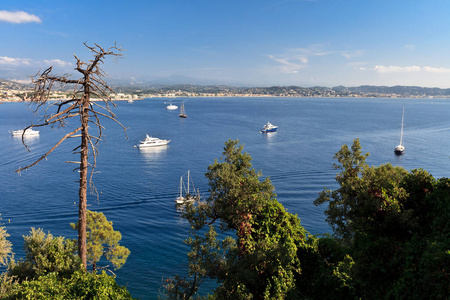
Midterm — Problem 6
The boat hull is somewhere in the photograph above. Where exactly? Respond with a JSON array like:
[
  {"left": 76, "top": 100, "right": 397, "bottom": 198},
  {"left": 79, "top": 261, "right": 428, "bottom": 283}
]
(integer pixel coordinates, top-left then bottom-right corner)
[
  {"left": 137, "top": 141, "right": 169, "bottom": 148},
  {"left": 394, "top": 145, "right": 405, "bottom": 155},
  {"left": 260, "top": 128, "right": 277, "bottom": 133},
  {"left": 11, "top": 130, "right": 39, "bottom": 136}
]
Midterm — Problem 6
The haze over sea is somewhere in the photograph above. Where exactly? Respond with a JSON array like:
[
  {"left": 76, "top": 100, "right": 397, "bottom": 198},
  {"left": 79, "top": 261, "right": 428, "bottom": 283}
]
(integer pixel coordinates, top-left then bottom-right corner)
[{"left": 2, "top": 97, "right": 450, "bottom": 298}]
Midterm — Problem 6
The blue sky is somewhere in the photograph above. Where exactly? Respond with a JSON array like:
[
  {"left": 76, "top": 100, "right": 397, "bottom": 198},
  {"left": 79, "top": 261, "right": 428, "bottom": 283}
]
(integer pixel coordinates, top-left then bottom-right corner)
[{"left": 2, "top": 0, "right": 450, "bottom": 87}]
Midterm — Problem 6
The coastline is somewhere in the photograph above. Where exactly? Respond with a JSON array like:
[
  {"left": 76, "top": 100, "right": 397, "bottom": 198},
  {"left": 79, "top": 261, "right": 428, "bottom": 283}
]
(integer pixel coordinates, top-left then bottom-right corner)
[{"left": 1, "top": 94, "right": 449, "bottom": 103}]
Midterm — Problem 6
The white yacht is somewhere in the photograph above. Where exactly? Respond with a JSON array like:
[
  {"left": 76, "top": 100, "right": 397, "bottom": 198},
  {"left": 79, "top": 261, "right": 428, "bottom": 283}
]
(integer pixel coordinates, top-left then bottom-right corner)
[
  {"left": 166, "top": 103, "right": 178, "bottom": 110},
  {"left": 135, "top": 135, "right": 170, "bottom": 148},
  {"left": 260, "top": 122, "right": 278, "bottom": 133},
  {"left": 10, "top": 128, "right": 40, "bottom": 136}
]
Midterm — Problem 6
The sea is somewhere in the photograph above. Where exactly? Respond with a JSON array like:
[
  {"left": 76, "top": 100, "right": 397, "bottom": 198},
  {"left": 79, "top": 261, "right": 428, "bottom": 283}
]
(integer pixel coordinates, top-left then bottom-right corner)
[{"left": 1, "top": 97, "right": 450, "bottom": 299}]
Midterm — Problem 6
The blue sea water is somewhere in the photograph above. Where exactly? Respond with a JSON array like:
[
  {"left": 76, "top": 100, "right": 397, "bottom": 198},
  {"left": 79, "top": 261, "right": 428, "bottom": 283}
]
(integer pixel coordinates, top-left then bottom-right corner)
[{"left": 1, "top": 97, "right": 450, "bottom": 298}]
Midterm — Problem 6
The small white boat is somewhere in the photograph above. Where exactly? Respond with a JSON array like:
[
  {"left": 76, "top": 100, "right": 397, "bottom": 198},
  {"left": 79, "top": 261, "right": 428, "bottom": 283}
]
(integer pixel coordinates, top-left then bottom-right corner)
[
  {"left": 127, "top": 99, "right": 134, "bottom": 103},
  {"left": 394, "top": 107, "right": 405, "bottom": 155},
  {"left": 260, "top": 121, "right": 278, "bottom": 133},
  {"left": 166, "top": 103, "right": 178, "bottom": 110},
  {"left": 10, "top": 128, "right": 40, "bottom": 136},
  {"left": 175, "top": 170, "right": 200, "bottom": 205},
  {"left": 134, "top": 134, "right": 170, "bottom": 148}
]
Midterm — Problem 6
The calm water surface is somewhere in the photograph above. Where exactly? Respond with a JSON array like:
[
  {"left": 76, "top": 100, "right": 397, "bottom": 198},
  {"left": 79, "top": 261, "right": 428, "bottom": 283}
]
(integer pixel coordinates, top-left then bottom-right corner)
[{"left": 1, "top": 97, "right": 450, "bottom": 298}]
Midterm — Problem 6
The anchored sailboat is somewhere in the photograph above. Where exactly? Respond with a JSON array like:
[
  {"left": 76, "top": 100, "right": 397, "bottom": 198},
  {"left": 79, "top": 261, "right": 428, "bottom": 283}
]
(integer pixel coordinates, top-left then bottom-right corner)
[
  {"left": 179, "top": 102, "right": 187, "bottom": 118},
  {"left": 394, "top": 107, "right": 405, "bottom": 155},
  {"left": 175, "top": 170, "right": 200, "bottom": 204}
]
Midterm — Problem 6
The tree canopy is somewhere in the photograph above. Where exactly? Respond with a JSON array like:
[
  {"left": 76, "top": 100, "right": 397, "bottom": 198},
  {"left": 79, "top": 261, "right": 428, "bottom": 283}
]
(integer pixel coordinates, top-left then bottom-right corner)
[
  {"left": 314, "top": 138, "right": 450, "bottom": 299},
  {"left": 2, "top": 227, "right": 133, "bottom": 299},
  {"left": 0, "top": 215, "right": 12, "bottom": 267},
  {"left": 165, "top": 138, "right": 450, "bottom": 299},
  {"left": 8, "top": 228, "right": 80, "bottom": 281},
  {"left": 164, "top": 140, "right": 310, "bottom": 299},
  {"left": 71, "top": 210, "right": 130, "bottom": 272}
]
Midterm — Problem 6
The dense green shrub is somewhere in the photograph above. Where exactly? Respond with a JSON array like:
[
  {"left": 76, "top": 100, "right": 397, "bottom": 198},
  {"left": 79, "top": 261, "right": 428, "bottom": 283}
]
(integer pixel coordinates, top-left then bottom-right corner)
[{"left": 7, "top": 271, "right": 133, "bottom": 299}]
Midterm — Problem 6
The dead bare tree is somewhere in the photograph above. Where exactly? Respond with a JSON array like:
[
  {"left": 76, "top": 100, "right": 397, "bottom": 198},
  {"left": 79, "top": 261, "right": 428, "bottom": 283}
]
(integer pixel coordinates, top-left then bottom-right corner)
[{"left": 15, "top": 43, "right": 126, "bottom": 269}]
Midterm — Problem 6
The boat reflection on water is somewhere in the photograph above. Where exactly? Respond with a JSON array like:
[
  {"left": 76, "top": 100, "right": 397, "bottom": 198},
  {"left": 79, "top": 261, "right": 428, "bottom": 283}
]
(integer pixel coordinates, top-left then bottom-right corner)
[
  {"left": 12, "top": 133, "right": 40, "bottom": 147},
  {"left": 138, "top": 145, "right": 168, "bottom": 159},
  {"left": 262, "top": 130, "right": 277, "bottom": 143}
]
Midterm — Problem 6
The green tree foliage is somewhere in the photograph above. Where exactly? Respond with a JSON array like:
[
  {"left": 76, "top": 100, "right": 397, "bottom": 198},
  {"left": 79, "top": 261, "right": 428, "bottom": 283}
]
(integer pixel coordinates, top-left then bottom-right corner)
[
  {"left": 6, "top": 271, "right": 134, "bottom": 299},
  {"left": 0, "top": 214, "right": 13, "bottom": 267},
  {"left": 71, "top": 210, "right": 130, "bottom": 272},
  {"left": 0, "top": 272, "right": 18, "bottom": 297},
  {"left": 3, "top": 227, "right": 132, "bottom": 299},
  {"left": 164, "top": 140, "right": 309, "bottom": 299},
  {"left": 315, "top": 139, "right": 450, "bottom": 299},
  {"left": 9, "top": 228, "right": 80, "bottom": 281},
  {"left": 294, "top": 234, "right": 356, "bottom": 300}
]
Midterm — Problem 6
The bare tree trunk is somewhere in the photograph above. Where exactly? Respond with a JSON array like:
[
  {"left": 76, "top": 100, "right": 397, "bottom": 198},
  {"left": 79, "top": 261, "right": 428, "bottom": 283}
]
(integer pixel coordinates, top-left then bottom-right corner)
[
  {"left": 78, "top": 91, "right": 89, "bottom": 269},
  {"left": 16, "top": 43, "right": 125, "bottom": 270}
]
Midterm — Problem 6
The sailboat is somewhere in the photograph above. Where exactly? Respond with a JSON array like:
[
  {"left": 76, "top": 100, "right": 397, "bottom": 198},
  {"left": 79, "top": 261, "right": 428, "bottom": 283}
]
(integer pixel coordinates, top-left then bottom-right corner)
[
  {"left": 394, "top": 107, "right": 405, "bottom": 155},
  {"left": 179, "top": 102, "right": 187, "bottom": 118},
  {"left": 175, "top": 170, "right": 200, "bottom": 204}
]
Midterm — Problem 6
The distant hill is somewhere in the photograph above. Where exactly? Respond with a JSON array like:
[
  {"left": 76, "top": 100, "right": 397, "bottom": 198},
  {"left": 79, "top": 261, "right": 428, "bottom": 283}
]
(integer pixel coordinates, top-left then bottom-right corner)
[
  {"left": 87, "top": 83, "right": 450, "bottom": 98},
  {"left": 346, "top": 85, "right": 450, "bottom": 97},
  {"left": 2, "top": 77, "right": 450, "bottom": 98},
  {"left": 0, "top": 79, "right": 31, "bottom": 90}
]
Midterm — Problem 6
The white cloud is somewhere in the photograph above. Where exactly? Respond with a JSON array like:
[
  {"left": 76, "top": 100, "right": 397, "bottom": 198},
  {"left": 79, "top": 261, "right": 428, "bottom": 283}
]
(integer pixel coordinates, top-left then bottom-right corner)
[
  {"left": 10, "top": 78, "right": 32, "bottom": 84},
  {"left": 0, "top": 56, "right": 31, "bottom": 66},
  {"left": 0, "top": 10, "right": 41, "bottom": 24},
  {"left": 422, "top": 66, "right": 450, "bottom": 73},
  {"left": 43, "top": 59, "right": 72, "bottom": 68},
  {"left": 267, "top": 54, "right": 305, "bottom": 74},
  {"left": 341, "top": 50, "right": 364, "bottom": 59},
  {"left": 265, "top": 46, "right": 330, "bottom": 74},
  {"left": 374, "top": 65, "right": 421, "bottom": 73},
  {"left": 374, "top": 65, "right": 450, "bottom": 73},
  {"left": 0, "top": 56, "right": 72, "bottom": 70},
  {"left": 266, "top": 45, "right": 366, "bottom": 76}
]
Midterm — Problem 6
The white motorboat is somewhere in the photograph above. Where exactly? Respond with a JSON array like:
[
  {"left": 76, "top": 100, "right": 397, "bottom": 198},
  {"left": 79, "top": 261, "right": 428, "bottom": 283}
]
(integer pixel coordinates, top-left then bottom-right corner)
[
  {"left": 166, "top": 103, "right": 178, "bottom": 110},
  {"left": 10, "top": 128, "right": 40, "bottom": 136},
  {"left": 135, "top": 134, "right": 170, "bottom": 148},
  {"left": 394, "top": 107, "right": 405, "bottom": 155},
  {"left": 260, "top": 121, "right": 278, "bottom": 133},
  {"left": 175, "top": 170, "right": 200, "bottom": 205},
  {"left": 127, "top": 99, "right": 134, "bottom": 103}
]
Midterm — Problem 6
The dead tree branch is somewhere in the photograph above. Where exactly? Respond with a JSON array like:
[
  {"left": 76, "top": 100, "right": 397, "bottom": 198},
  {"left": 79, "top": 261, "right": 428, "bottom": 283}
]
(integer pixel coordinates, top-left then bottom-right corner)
[
  {"left": 16, "top": 43, "right": 125, "bottom": 269},
  {"left": 16, "top": 127, "right": 82, "bottom": 173}
]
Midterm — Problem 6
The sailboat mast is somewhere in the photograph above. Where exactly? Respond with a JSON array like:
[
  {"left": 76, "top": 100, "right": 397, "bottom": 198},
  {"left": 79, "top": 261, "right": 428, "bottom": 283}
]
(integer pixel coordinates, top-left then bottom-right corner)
[
  {"left": 179, "top": 176, "right": 183, "bottom": 198},
  {"left": 187, "top": 170, "right": 190, "bottom": 194},
  {"left": 400, "top": 107, "right": 404, "bottom": 146}
]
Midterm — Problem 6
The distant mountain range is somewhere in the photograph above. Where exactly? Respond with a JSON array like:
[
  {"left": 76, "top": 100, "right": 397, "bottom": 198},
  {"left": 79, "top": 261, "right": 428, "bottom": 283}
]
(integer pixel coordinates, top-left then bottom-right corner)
[
  {"left": 336, "top": 85, "right": 450, "bottom": 97},
  {"left": 3, "top": 77, "right": 450, "bottom": 98},
  {"left": 113, "top": 84, "right": 450, "bottom": 98}
]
